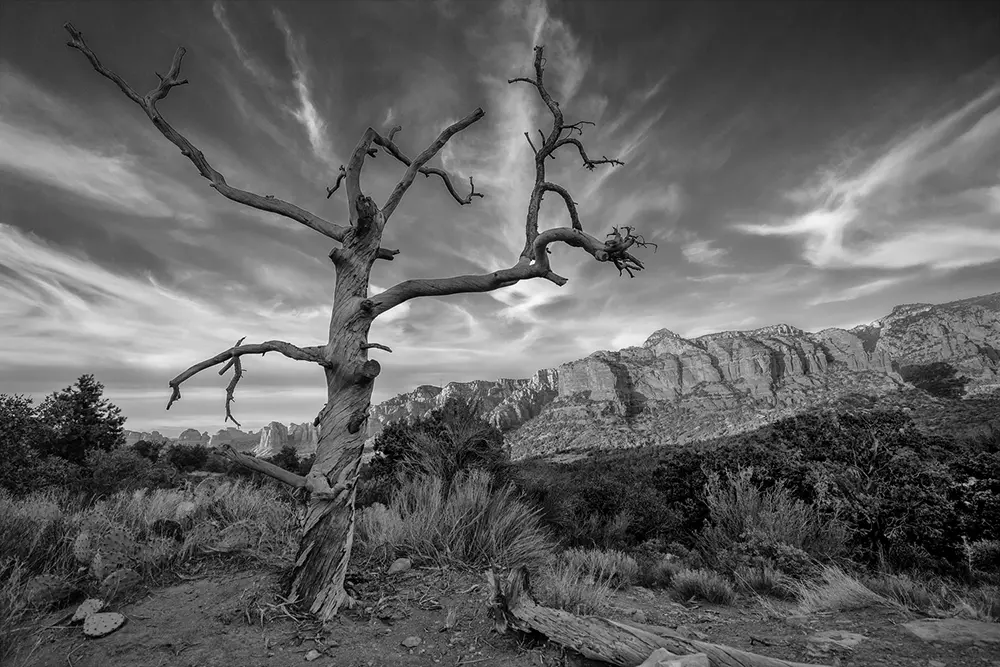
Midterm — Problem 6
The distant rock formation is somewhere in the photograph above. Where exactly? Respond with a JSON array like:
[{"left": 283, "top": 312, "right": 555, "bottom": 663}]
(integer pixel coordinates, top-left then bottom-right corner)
[
  {"left": 208, "top": 427, "right": 260, "bottom": 452},
  {"left": 365, "top": 291, "right": 1000, "bottom": 458},
  {"left": 122, "top": 430, "right": 170, "bottom": 447},
  {"left": 254, "top": 421, "right": 319, "bottom": 458},
  {"left": 176, "top": 428, "right": 210, "bottom": 447}
]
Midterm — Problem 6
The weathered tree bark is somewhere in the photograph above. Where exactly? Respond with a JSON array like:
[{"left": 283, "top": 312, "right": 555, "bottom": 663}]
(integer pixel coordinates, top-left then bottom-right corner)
[
  {"left": 66, "top": 23, "right": 655, "bottom": 620},
  {"left": 487, "top": 568, "right": 829, "bottom": 667}
]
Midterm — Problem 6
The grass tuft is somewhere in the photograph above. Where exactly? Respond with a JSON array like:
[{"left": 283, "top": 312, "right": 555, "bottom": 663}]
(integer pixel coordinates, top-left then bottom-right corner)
[{"left": 670, "top": 568, "right": 737, "bottom": 605}]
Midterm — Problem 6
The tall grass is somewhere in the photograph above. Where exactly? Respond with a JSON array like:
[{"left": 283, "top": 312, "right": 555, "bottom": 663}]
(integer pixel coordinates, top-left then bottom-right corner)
[
  {"left": 561, "top": 548, "right": 639, "bottom": 589},
  {"left": 0, "top": 480, "right": 298, "bottom": 664},
  {"left": 535, "top": 558, "right": 615, "bottom": 614},
  {"left": 355, "top": 469, "right": 552, "bottom": 570}
]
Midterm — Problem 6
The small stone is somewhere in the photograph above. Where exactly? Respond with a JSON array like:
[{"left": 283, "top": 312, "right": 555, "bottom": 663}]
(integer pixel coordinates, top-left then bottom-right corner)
[
  {"left": 304, "top": 649, "right": 321, "bottom": 661},
  {"left": 388, "top": 558, "right": 412, "bottom": 575},
  {"left": 401, "top": 636, "right": 422, "bottom": 648},
  {"left": 928, "top": 661, "right": 946, "bottom": 667}
]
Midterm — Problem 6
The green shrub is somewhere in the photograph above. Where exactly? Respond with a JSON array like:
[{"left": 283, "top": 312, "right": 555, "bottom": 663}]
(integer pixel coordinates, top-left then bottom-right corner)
[
  {"left": 86, "top": 447, "right": 154, "bottom": 496},
  {"left": 967, "top": 540, "right": 1000, "bottom": 573}
]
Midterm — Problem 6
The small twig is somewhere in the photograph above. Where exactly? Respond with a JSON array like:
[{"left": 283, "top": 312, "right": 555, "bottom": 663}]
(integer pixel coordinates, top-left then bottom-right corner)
[
  {"left": 360, "top": 342, "right": 393, "bottom": 353},
  {"left": 325, "top": 165, "right": 347, "bottom": 198}
]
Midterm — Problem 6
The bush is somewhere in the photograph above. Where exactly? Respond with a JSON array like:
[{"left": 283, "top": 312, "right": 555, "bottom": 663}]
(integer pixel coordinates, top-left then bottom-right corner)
[
  {"left": 164, "top": 444, "right": 210, "bottom": 472},
  {"left": 697, "top": 468, "right": 847, "bottom": 575},
  {"left": 967, "top": 539, "right": 1000, "bottom": 574},
  {"left": 670, "top": 568, "right": 736, "bottom": 605},
  {"left": 734, "top": 565, "right": 795, "bottom": 600},
  {"left": 370, "top": 398, "right": 510, "bottom": 496},
  {"left": 86, "top": 448, "right": 154, "bottom": 496}
]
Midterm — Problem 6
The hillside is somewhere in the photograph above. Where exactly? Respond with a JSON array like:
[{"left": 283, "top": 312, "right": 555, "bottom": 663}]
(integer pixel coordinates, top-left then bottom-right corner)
[{"left": 367, "top": 292, "right": 1000, "bottom": 458}]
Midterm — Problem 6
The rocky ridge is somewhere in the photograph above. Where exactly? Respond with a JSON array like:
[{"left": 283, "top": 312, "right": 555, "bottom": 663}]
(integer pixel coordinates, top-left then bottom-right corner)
[{"left": 366, "top": 292, "right": 1000, "bottom": 458}]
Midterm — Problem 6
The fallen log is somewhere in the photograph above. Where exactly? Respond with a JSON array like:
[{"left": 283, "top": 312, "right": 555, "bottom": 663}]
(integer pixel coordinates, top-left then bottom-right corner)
[{"left": 486, "top": 567, "right": 829, "bottom": 667}]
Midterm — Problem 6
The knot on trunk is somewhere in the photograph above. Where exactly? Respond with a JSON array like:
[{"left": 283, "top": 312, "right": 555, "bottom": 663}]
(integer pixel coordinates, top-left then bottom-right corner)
[
  {"left": 354, "top": 360, "right": 381, "bottom": 384},
  {"left": 355, "top": 195, "right": 379, "bottom": 233},
  {"left": 347, "top": 403, "right": 371, "bottom": 434}
]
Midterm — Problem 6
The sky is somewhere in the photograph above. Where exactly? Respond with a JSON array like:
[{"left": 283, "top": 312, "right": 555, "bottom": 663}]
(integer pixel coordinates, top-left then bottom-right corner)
[{"left": 1, "top": 0, "right": 999, "bottom": 437}]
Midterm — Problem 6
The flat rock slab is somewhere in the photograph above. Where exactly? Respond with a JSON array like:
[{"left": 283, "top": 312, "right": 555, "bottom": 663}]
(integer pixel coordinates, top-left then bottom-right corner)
[{"left": 903, "top": 618, "right": 1000, "bottom": 644}]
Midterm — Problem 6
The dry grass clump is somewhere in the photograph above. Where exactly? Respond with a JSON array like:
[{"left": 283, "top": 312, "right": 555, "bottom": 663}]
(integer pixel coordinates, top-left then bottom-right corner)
[
  {"left": 534, "top": 558, "right": 615, "bottom": 615},
  {"left": 670, "top": 568, "right": 737, "bottom": 605},
  {"left": 561, "top": 547, "right": 639, "bottom": 589},
  {"left": 355, "top": 469, "right": 552, "bottom": 570},
  {"left": 734, "top": 565, "right": 796, "bottom": 600},
  {"left": 795, "top": 565, "right": 903, "bottom": 614}
]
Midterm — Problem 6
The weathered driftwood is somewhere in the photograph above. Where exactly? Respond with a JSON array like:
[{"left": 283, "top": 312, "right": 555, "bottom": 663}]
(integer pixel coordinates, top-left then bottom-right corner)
[{"left": 486, "top": 567, "right": 829, "bottom": 667}]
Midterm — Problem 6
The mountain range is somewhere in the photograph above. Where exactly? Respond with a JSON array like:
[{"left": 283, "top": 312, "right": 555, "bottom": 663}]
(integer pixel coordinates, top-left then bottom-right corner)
[{"left": 125, "top": 292, "right": 1000, "bottom": 459}]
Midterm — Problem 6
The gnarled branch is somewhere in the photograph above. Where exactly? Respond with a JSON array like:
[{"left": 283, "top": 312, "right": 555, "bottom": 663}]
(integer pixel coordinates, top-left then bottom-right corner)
[
  {"left": 64, "top": 23, "right": 350, "bottom": 243},
  {"left": 374, "top": 108, "right": 486, "bottom": 220},
  {"left": 369, "top": 224, "right": 648, "bottom": 316},
  {"left": 552, "top": 137, "right": 625, "bottom": 171},
  {"left": 166, "top": 339, "right": 330, "bottom": 426},
  {"left": 508, "top": 45, "right": 627, "bottom": 260}
]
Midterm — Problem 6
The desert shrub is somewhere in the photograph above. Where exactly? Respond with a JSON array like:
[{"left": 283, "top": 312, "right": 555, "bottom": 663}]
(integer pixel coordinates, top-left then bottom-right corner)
[
  {"left": 355, "top": 469, "right": 551, "bottom": 570},
  {"left": 85, "top": 447, "right": 154, "bottom": 496},
  {"left": 560, "top": 548, "right": 639, "bottom": 589},
  {"left": 164, "top": 443, "right": 210, "bottom": 472},
  {"left": 670, "top": 568, "right": 736, "bottom": 605},
  {"left": 131, "top": 439, "right": 163, "bottom": 462},
  {"left": 967, "top": 539, "right": 1000, "bottom": 574},
  {"left": 638, "top": 554, "right": 681, "bottom": 589},
  {"left": 370, "top": 399, "right": 510, "bottom": 497},
  {"left": 264, "top": 445, "right": 300, "bottom": 473},
  {"left": 697, "top": 468, "right": 847, "bottom": 576},
  {"left": 535, "top": 558, "right": 615, "bottom": 614}
]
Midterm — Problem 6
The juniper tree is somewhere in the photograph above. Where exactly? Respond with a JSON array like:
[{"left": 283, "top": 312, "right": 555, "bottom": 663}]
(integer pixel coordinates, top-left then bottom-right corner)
[{"left": 66, "top": 24, "right": 654, "bottom": 619}]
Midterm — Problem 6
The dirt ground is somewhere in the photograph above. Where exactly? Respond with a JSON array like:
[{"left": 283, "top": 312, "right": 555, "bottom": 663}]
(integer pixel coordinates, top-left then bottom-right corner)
[{"left": 12, "top": 564, "right": 1000, "bottom": 667}]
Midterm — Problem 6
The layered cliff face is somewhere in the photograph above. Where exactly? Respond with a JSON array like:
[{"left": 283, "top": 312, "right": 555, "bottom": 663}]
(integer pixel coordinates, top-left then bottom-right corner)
[
  {"left": 122, "top": 430, "right": 170, "bottom": 447},
  {"left": 368, "top": 292, "right": 1000, "bottom": 458},
  {"left": 853, "top": 293, "right": 1000, "bottom": 393}
]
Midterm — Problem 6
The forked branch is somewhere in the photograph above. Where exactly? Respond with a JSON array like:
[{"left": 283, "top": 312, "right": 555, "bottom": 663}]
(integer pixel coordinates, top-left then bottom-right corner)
[
  {"left": 369, "top": 45, "right": 654, "bottom": 317},
  {"left": 508, "top": 45, "right": 627, "bottom": 259},
  {"left": 374, "top": 108, "right": 487, "bottom": 220},
  {"left": 166, "top": 338, "right": 329, "bottom": 427},
  {"left": 64, "top": 23, "right": 349, "bottom": 242}
]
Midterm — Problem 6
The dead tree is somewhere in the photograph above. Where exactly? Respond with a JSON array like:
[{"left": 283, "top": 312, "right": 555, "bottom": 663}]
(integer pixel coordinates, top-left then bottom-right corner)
[{"left": 65, "top": 26, "right": 655, "bottom": 620}]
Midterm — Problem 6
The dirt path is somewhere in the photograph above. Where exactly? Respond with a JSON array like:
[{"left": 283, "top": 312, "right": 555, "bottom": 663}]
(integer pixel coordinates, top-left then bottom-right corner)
[{"left": 13, "top": 567, "right": 1000, "bottom": 667}]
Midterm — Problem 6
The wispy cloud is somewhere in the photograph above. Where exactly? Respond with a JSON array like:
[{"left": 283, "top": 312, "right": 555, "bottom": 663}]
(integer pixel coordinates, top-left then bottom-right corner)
[
  {"left": 737, "top": 82, "right": 1000, "bottom": 270},
  {"left": 271, "top": 8, "right": 338, "bottom": 170}
]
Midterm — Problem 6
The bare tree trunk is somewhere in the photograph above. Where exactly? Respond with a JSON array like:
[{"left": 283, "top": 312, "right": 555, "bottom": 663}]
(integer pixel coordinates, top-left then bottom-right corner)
[{"left": 288, "top": 213, "right": 381, "bottom": 618}]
